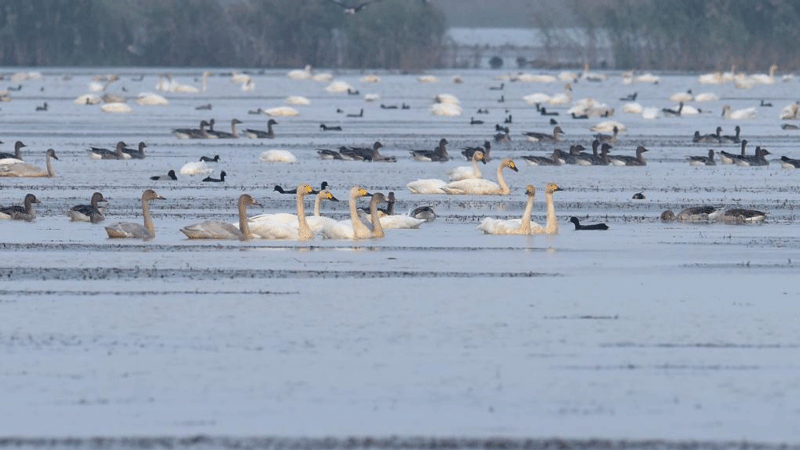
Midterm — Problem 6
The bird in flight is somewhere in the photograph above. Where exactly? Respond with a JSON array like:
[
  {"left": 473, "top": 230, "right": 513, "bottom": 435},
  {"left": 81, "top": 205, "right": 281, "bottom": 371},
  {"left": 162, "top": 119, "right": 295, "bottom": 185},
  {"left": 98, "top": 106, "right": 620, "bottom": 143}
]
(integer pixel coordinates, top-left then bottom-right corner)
[{"left": 324, "top": 0, "right": 384, "bottom": 14}]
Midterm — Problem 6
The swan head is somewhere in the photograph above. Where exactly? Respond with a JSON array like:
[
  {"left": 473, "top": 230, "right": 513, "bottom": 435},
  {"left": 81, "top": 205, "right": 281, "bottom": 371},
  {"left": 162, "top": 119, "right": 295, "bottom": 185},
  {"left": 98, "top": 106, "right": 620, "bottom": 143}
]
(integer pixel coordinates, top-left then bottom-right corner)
[
  {"left": 544, "top": 183, "right": 563, "bottom": 194},
  {"left": 142, "top": 189, "right": 165, "bottom": 201},
  {"left": 525, "top": 185, "right": 536, "bottom": 197},
  {"left": 24, "top": 194, "right": 40, "bottom": 206},
  {"left": 46, "top": 148, "right": 58, "bottom": 160},
  {"left": 232, "top": 118, "right": 242, "bottom": 125},
  {"left": 474, "top": 150, "right": 487, "bottom": 164},
  {"left": 319, "top": 190, "right": 338, "bottom": 202},
  {"left": 239, "top": 194, "right": 259, "bottom": 207},
  {"left": 350, "top": 186, "right": 371, "bottom": 198},
  {"left": 501, "top": 158, "right": 518, "bottom": 172},
  {"left": 370, "top": 193, "right": 387, "bottom": 207},
  {"left": 296, "top": 184, "right": 314, "bottom": 196},
  {"left": 660, "top": 210, "right": 676, "bottom": 222}
]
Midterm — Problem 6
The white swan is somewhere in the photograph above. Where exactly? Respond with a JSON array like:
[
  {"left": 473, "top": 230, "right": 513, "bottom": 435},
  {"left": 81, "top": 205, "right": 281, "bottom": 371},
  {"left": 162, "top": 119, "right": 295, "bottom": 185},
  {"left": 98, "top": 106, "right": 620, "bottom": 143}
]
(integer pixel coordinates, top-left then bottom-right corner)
[
  {"left": 260, "top": 149, "right": 297, "bottom": 163},
  {"left": 622, "top": 102, "right": 643, "bottom": 114},
  {"left": 669, "top": 90, "right": 693, "bottom": 102},
  {"left": 430, "top": 103, "right": 462, "bottom": 116},
  {"left": 442, "top": 158, "right": 518, "bottom": 195},
  {"left": 180, "top": 160, "right": 212, "bottom": 175},
  {"left": 590, "top": 121, "right": 626, "bottom": 132},
  {"left": 478, "top": 185, "right": 539, "bottom": 235},
  {"left": 287, "top": 65, "right": 312, "bottom": 80},
  {"left": 407, "top": 178, "right": 447, "bottom": 195},
  {"left": 417, "top": 75, "right": 438, "bottom": 83},
  {"left": 249, "top": 184, "right": 315, "bottom": 241},
  {"left": 325, "top": 80, "right": 354, "bottom": 93},
  {"left": 285, "top": 96, "right": 310, "bottom": 105},
  {"left": 642, "top": 107, "right": 659, "bottom": 119},
  {"left": 517, "top": 73, "right": 557, "bottom": 83},
  {"left": 105, "top": 190, "right": 164, "bottom": 239},
  {"left": 101, "top": 102, "right": 132, "bottom": 113},
  {"left": 312, "top": 72, "right": 333, "bottom": 82},
  {"left": 722, "top": 105, "right": 757, "bottom": 120},
  {"left": 136, "top": 92, "right": 169, "bottom": 105},
  {"left": 248, "top": 190, "right": 338, "bottom": 234},
  {"left": 447, "top": 150, "right": 486, "bottom": 181},
  {"left": 750, "top": 64, "right": 778, "bottom": 85},
  {"left": 264, "top": 106, "right": 300, "bottom": 117},
  {"left": 694, "top": 92, "right": 719, "bottom": 102},
  {"left": 698, "top": 72, "right": 723, "bottom": 85},
  {"left": 0, "top": 149, "right": 58, "bottom": 178},
  {"left": 75, "top": 94, "right": 101, "bottom": 105},
  {"left": 360, "top": 74, "right": 381, "bottom": 83},
  {"left": 548, "top": 84, "right": 573, "bottom": 105},
  {"left": 780, "top": 102, "right": 799, "bottom": 120},
  {"left": 231, "top": 72, "right": 251, "bottom": 84},
  {"left": 319, "top": 187, "right": 372, "bottom": 239},
  {"left": 364, "top": 93, "right": 380, "bottom": 102},
  {"left": 181, "top": 194, "right": 260, "bottom": 240},
  {"left": 523, "top": 93, "right": 551, "bottom": 105},
  {"left": 635, "top": 73, "right": 660, "bottom": 83}
]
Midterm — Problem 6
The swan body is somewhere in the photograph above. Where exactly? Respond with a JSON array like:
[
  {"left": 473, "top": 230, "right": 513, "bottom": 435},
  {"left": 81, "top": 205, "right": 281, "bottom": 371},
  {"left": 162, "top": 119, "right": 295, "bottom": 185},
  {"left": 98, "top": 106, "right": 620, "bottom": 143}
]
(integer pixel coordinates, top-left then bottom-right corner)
[
  {"left": 443, "top": 158, "right": 518, "bottom": 195},
  {"left": 447, "top": 150, "right": 486, "bottom": 181},
  {"left": 0, "top": 149, "right": 58, "bottom": 177},
  {"left": 430, "top": 103, "right": 462, "bottom": 116},
  {"left": 180, "top": 161, "right": 212, "bottom": 175},
  {"left": 722, "top": 105, "right": 757, "bottom": 120},
  {"left": 642, "top": 107, "right": 659, "bottom": 119},
  {"left": 698, "top": 72, "right": 723, "bottom": 84},
  {"left": 435, "top": 94, "right": 460, "bottom": 105},
  {"left": 287, "top": 65, "right": 312, "bottom": 80},
  {"left": 264, "top": 106, "right": 299, "bottom": 117},
  {"left": 635, "top": 73, "right": 660, "bottom": 83},
  {"left": 248, "top": 190, "right": 338, "bottom": 234},
  {"left": 478, "top": 185, "right": 541, "bottom": 235},
  {"left": 260, "top": 149, "right": 297, "bottom": 163},
  {"left": 360, "top": 74, "right": 381, "bottom": 83},
  {"left": 418, "top": 75, "right": 438, "bottom": 83},
  {"left": 325, "top": 80, "right": 354, "bottom": 93},
  {"left": 694, "top": 92, "right": 719, "bottom": 102},
  {"left": 101, "top": 102, "right": 132, "bottom": 113},
  {"left": 622, "top": 102, "right": 643, "bottom": 114},
  {"left": 136, "top": 92, "right": 169, "bottom": 105},
  {"left": 312, "top": 72, "right": 333, "bottom": 82},
  {"left": 75, "top": 94, "right": 101, "bottom": 105},
  {"left": 68, "top": 192, "right": 107, "bottom": 223},
  {"left": 320, "top": 187, "right": 377, "bottom": 240},
  {"left": 750, "top": 65, "right": 778, "bottom": 85},
  {"left": 590, "top": 121, "right": 626, "bottom": 132},
  {"left": 407, "top": 178, "right": 447, "bottom": 194},
  {"left": 379, "top": 214, "right": 425, "bottom": 230},
  {"left": 105, "top": 189, "right": 164, "bottom": 239},
  {"left": 285, "top": 96, "right": 310, "bottom": 105},
  {"left": 249, "top": 184, "right": 316, "bottom": 240},
  {"left": 181, "top": 194, "right": 259, "bottom": 240},
  {"left": 518, "top": 73, "right": 557, "bottom": 83},
  {"left": 779, "top": 103, "right": 799, "bottom": 120},
  {"left": 524, "top": 93, "right": 551, "bottom": 104},
  {"left": 669, "top": 90, "right": 693, "bottom": 102}
]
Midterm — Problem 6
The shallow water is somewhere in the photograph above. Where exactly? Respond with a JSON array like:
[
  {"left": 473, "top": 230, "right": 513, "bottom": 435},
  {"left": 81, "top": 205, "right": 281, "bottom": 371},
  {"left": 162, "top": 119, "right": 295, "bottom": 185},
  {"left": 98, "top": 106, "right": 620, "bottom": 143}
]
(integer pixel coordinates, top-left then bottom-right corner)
[{"left": 1, "top": 68, "right": 800, "bottom": 445}]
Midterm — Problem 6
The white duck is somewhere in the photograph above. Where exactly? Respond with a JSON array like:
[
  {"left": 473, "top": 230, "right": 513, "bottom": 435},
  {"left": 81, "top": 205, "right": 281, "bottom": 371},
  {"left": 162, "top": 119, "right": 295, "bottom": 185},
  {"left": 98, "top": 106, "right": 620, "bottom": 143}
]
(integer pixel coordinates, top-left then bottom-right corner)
[{"left": 442, "top": 158, "right": 518, "bottom": 195}]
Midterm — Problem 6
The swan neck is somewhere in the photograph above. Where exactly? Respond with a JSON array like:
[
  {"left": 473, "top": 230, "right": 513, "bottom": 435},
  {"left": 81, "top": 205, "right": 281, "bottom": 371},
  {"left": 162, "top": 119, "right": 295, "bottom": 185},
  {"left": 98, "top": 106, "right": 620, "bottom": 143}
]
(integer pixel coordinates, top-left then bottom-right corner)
[
  {"left": 314, "top": 193, "right": 322, "bottom": 217},
  {"left": 296, "top": 192, "right": 312, "bottom": 240},
  {"left": 349, "top": 192, "right": 371, "bottom": 239},
  {"left": 545, "top": 192, "right": 558, "bottom": 234},
  {"left": 142, "top": 198, "right": 155, "bottom": 236},
  {"left": 471, "top": 156, "right": 482, "bottom": 177},
  {"left": 231, "top": 122, "right": 238, "bottom": 138},
  {"left": 519, "top": 194, "right": 534, "bottom": 233},
  {"left": 46, "top": 153, "right": 55, "bottom": 177},
  {"left": 497, "top": 165, "right": 510, "bottom": 194},
  {"left": 238, "top": 199, "right": 252, "bottom": 240},
  {"left": 371, "top": 201, "right": 385, "bottom": 238}
]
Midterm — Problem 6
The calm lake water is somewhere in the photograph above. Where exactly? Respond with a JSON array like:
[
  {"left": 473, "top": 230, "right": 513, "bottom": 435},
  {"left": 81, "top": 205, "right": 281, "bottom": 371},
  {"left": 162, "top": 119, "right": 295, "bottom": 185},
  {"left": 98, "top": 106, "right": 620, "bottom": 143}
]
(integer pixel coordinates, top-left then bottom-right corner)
[{"left": 1, "top": 68, "right": 799, "bottom": 447}]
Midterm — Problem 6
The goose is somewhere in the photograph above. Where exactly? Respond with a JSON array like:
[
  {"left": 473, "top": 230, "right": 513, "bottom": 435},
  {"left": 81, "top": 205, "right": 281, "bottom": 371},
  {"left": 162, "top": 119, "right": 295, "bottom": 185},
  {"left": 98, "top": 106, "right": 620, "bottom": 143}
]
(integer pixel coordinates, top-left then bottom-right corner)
[
  {"left": 551, "top": 147, "right": 578, "bottom": 165},
  {"left": 68, "top": 192, "right": 107, "bottom": 223},
  {"left": 661, "top": 206, "right": 723, "bottom": 222},
  {"left": 694, "top": 92, "right": 719, "bottom": 102},
  {"left": 576, "top": 141, "right": 612, "bottom": 166},
  {"left": 477, "top": 185, "right": 540, "bottom": 235},
  {"left": 720, "top": 208, "right": 766, "bottom": 224},
  {"left": 319, "top": 123, "right": 342, "bottom": 131},
  {"left": 274, "top": 181, "right": 329, "bottom": 195},
  {"left": 264, "top": 106, "right": 300, "bottom": 117},
  {"left": 632, "top": 192, "right": 646, "bottom": 200},
  {"left": 523, "top": 126, "right": 564, "bottom": 143},
  {"left": 608, "top": 146, "right": 648, "bottom": 166},
  {"left": 202, "top": 171, "right": 227, "bottom": 182},
  {"left": 662, "top": 101, "right": 684, "bottom": 117},
  {"left": 181, "top": 194, "right": 260, "bottom": 240},
  {"left": 595, "top": 126, "right": 618, "bottom": 144},
  {"left": 0, "top": 140, "right": 25, "bottom": 161},
  {"left": 0, "top": 149, "right": 58, "bottom": 177},
  {"left": 180, "top": 160, "right": 212, "bottom": 175},
  {"left": 200, "top": 155, "right": 220, "bottom": 162},
  {"left": 718, "top": 126, "right": 741, "bottom": 144},
  {"left": 494, "top": 127, "right": 511, "bottom": 143},
  {"left": 321, "top": 191, "right": 386, "bottom": 240},
  {"left": 0, "top": 194, "right": 40, "bottom": 221},
  {"left": 172, "top": 120, "right": 214, "bottom": 139},
  {"left": 569, "top": 216, "right": 609, "bottom": 230},
  {"left": 249, "top": 184, "right": 316, "bottom": 240},
  {"left": 248, "top": 189, "right": 338, "bottom": 234},
  {"left": 317, "top": 149, "right": 344, "bottom": 160},
  {"left": 260, "top": 149, "right": 297, "bottom": 163},
  {"left": 781, "top": 124, "right": 799, "bottom": 130},
  {"left": 689, "top": 150, "right": 716, "bottom": 166},
  {"left": 246, "top": 119, "right": 277, "bottom": 139},
  {"left": 409, "top": 205, "right": 437, "bottom": 221},
  {"left": 780, "top": 156, "right": 800, "bottom": 168},
  {"left": 570, "top": 112, "right": 589, "bottom": 119},
  {"left": 693, "top": 128, "right": 721, "bottom": 144},
  {"left": 735, "top": 147, "right": 770, "bottom": 166},
  {"left": 722, "top": 105, "right": 757, "bottom": 120},
  {"left": 620, "top": 92, "right": 638, "bottom": 101},
  {"left": 380, "top": 104, "right": 398, "bottom": 109},
  {"left": 136, "top": 92, "right": 169, "bottom": 105},
  {"left": 719, "top": 139, "right": 748, "bottom": 165},
  {"left": 447, "top": 150, "right": 486, "bottom": 181},
  {"left": 122, "top": 142, "right": 147, "bottom": 159},
  {"left": 669, "top": 89, "right": 693, "bottom": 102},
  {"left": 104, "top": 190, "right": 164, "bottom": 239},
  {"left": 522, "top": 149, "right": 561, "bottom": 166},
  {"left": 88, "top": 141, "right": 129, "bottom": 160},
  {"left": 150, "top": 170, "right": 177, "bottom": 180},
  {"left": 462, "top": 141, "right": 492, "bottom": 161},
  {"left": 443, "top": 158, "right": 518, "bottom": 195},
  {"left": 411, "top": 138, "right": 450, "bottom": 162},
  {"left": 342, "top": 142, "right": 395, "bottom": 162},
  {"left": 504, "top": 114, "right": 513, "bottom": 124},
  {"left": 489, "top": 83, "right": 504, "bottom": 91},
  {"left": 207, "top": 118, "right": 241, "bottom": 138}
]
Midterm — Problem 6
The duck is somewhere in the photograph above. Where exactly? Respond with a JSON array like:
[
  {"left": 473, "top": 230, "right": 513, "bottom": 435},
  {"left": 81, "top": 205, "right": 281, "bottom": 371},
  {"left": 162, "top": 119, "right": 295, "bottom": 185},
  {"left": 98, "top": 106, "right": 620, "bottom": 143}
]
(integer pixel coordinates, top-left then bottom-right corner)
[
  {"left": 0, "top": 140, "right": 26, "bottom": 161},
  {"left": 462, "top": 141, "right": 491, "bottom": 161},
  {"left": 569, "top": 216, "right": 609, "bottom": 230},
  {"left": 260, "top": 149, "right": 297, "bottom": 163},
  {"left": 180, "top": 160, "right": 213, "bottom": 175},
  {"left": 249, "top": 184, "right": 316, "bottom": 241},
  {"left": 150, "top": 170, "right": 177, "bottom": 180},
  {"left": 447, "top": 150, "right": 486, "bottom": 181},
  {"left": 470, "top": 117, "right": 484, "bottom": 125},
  {"left": 320, "top": 187, "right": 385, "bottom": 240},
  {"left": 720, "top": 208, "right": 766, "bottom": 224},
  {"left": 207, "top": 118, "right": 242, "bottom": 138},
  {"left": 172, "top": 120, "right": 214, "bottom": 139},
  {"left": 661, "top": 206, "right": 723, "bottom": 222},
  {"left": 346, "top": 108, "right": 364, "bottom": 118},
  {"left": 735, "top": 147, "right": 770, "bottom": 166},
  {"left": 594, "top": 126, "right": 619, "bottom": 144},
  {"left": 409, "top": 205, "right": 437, "bottom": 222},
  {"left": 68, "top": 192, "right": 107, "bottom": 223},
  {"left": 248, "top": 189, "right": 338, "bottom": 235},
  {"left": 719, "top": 139, "right": 748, "bottom": 164},
  {"left": 0, "top": 193, "right": 40, "bottom": 221},
  {"left": 88, "top": 141, "right": 129, "bottom": 160},
  {"left": 442, "top": 158, "right": 518, "bottom": 195},
  {"left": 181, "top": 194, "right": 260, "bottom": 240},
  {"left": 246, "top": 119, "right": 278, "bottom": 139},
  {"left": 718, "top": 125, "right": 741, "bottom": 144},
  {"left": 781, "top": 124, "right": 799, "bottom": 130},
  {"left": 202, "top": 171, "right": 227, "bottom": 182},
  {"left": 274, "top": 181, "right": 329, "bottom": 195},
  {"left": 523, "top": 126, "right": 564, "bottom": 143},
  {"left": 0, "top": 148, "right": 58, "bottom": 177},
  {"left": 122, "top": 142, "right": 147, "bottom": 159},
  {"left": 410, "top": 138, "right": 449, "bottom": 162},
  {"left": 522, "top": 149, "right": 561, "bottom": 166},
  {"left": 760, "top": 99, "right": 773, "bottom": 107},
  {"left": 688, "top": 149, "right": 716, "bottom": 166},
  {"left": 722, "top": 105, "right": 757, "bottom": 120},
  {"left": 104, "top": 189, "right": 164, "bottom": 239},
  {"left": 780, "top": 156, "right": 800, "bottom": 168},
  {"left": 200, "top": 155, "right": 220, "bottom": 162},
  {"left": 319, "top": 123, "right": 342, "bottom": 131},
  {"left": 662, "top": 101, "right": 684, "bottom": 117},
  {"left": 608, "top": 146, "right": 648, "bottom": 166},
  {"left": 632, "top": 192, "right": 646, "bottom": 200}
]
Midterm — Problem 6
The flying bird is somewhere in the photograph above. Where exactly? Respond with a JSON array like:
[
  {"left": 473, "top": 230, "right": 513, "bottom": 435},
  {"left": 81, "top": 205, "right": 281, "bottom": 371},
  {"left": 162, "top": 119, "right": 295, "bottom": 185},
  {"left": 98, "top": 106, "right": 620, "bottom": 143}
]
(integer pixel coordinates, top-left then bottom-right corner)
[{"left": 324, "top": 0, "right": 384, "bottom": 14}]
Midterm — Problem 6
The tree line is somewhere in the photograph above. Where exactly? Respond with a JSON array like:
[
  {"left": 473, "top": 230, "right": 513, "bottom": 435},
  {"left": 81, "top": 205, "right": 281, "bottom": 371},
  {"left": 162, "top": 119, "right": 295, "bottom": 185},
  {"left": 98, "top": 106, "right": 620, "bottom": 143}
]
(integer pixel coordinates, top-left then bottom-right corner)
[{"left": 0, "top": 0, "right": 446, "bottom": 69}]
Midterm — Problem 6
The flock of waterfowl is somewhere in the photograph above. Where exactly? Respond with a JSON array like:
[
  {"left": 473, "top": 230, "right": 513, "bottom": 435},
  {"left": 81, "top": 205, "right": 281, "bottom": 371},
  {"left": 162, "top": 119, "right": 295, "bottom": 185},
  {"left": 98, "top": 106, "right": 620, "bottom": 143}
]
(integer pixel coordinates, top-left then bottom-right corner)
[{"left": 2, "top": 63, "right": 795, "bottom": 239}]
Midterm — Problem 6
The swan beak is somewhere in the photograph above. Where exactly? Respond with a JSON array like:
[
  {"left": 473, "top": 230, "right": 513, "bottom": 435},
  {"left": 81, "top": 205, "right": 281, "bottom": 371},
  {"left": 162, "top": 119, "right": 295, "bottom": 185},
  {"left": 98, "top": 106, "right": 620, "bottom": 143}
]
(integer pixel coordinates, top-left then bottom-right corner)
[
  {"left": 554, "top": 186, "right": 564, "bottom": 192},
  {"left": 510, "top": 164, "right": 519, "bottom": 172},
  {"left": 329, "top": 194, "right": 340, "bottom": 202},
  {"left": 52, "top": 154, "right": 59, "bottom": 160},
  {"left": 156, "top": 195, "right": 165, "bottom": 200}
]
